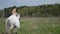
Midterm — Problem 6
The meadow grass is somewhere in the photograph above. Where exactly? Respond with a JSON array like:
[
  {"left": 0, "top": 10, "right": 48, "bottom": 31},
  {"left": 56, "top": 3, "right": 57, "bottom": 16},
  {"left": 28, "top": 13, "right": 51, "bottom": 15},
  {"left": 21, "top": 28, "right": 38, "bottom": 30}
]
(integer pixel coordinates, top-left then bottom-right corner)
[{"left": 0, "top": 17, "right": 60, "bottom": 34}]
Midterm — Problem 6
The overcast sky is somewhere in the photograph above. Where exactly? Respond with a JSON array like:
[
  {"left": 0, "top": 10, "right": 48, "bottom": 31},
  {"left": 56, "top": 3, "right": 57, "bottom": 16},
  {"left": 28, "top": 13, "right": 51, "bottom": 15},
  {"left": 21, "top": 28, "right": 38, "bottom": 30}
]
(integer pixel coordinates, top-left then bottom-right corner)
[{"left": 0, "top": 0, "right": 60, "bottom": 9}]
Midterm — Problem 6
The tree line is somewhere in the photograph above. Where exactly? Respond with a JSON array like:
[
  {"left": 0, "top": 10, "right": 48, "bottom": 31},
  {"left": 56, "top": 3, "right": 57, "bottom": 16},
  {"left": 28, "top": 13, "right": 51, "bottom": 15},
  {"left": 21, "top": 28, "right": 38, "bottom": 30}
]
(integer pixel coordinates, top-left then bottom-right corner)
[{"left": 0, "top": 4, "right": 60, "bottom": 17}]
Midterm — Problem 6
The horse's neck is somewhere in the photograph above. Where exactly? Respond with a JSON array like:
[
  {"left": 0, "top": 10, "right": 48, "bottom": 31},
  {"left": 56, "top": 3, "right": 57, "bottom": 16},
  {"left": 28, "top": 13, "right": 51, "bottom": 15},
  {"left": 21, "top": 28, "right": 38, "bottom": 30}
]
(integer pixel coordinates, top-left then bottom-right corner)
[
  {"left": 12, "top": 14, "right": 16, "bottom": 16},
  {"left": 8, "top": 14, "right": 16, "bottom": 19}
]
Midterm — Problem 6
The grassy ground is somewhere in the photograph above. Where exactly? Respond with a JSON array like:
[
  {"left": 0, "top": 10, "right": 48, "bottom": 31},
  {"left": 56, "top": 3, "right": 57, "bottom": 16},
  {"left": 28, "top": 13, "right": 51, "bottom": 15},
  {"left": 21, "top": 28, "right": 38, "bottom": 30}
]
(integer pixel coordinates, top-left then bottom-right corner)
[{"left": 0, "top": 17, "right": 60, "bottom": 34}]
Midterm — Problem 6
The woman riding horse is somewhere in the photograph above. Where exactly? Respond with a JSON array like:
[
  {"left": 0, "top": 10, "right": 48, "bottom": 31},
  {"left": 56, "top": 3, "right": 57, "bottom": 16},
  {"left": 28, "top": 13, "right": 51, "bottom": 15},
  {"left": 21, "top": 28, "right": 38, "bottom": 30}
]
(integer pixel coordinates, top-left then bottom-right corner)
[{"left": 6, "top": 7, "right": 20, "bottom": 34}]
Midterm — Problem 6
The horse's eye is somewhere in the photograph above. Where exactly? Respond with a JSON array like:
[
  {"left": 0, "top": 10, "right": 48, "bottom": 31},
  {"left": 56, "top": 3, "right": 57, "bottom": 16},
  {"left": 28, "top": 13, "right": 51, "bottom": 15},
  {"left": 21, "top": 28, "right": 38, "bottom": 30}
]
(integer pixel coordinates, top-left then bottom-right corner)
[{"left": 16, "top": 15, "right": 18, "bottom": 16}]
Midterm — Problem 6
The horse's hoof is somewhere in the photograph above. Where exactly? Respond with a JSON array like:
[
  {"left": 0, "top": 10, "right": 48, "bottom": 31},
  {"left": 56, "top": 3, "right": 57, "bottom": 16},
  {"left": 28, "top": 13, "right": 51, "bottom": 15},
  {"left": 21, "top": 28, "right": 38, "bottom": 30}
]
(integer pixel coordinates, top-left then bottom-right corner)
[
  {"left": 16, "top": 32, "right": 17, "bottom": 34},
  {"left": 6, "top": 33, "right": 8, "bottom": 34}
]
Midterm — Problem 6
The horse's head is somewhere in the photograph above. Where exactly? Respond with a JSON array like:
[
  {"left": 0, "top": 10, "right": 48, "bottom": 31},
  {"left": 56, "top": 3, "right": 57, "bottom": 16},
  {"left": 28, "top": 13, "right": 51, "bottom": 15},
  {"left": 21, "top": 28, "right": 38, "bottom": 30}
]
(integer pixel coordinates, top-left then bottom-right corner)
[
  {"left": 12, "top": 8, "right": 20, "bottom": 20},
  {"left": 16, "top": 14, "right": 20, "bottom": 20}
]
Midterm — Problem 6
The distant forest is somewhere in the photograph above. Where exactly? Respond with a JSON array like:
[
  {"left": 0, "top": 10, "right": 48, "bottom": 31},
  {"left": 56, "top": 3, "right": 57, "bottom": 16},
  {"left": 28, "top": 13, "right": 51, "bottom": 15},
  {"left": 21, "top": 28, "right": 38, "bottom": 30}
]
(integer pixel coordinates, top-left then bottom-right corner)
[{"left": 0, "top": 4, "right": 60, "bottom": 17}]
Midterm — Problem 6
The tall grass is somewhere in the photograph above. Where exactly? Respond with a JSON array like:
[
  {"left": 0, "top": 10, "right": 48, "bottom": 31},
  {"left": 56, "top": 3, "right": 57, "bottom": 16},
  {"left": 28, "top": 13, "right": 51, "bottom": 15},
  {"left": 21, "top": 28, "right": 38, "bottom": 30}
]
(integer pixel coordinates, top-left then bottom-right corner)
[{"left": 0, "top": 17, "right": 60, "bottom": 34}]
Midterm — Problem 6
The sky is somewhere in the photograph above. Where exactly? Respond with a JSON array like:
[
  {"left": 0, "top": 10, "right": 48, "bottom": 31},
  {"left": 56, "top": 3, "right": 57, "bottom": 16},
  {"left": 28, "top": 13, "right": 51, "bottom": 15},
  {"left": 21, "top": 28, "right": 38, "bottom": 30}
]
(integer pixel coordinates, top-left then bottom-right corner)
[{"left": 0, "top": 0, "right": 60, "bottom": 9}]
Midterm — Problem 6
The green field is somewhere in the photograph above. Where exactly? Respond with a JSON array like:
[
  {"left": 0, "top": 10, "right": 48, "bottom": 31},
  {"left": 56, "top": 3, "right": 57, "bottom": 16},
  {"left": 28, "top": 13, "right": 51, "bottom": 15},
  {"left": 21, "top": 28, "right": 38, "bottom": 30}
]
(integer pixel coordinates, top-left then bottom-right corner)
[{"left": 0, "top": 17, "right": 60, "bottom": 34}]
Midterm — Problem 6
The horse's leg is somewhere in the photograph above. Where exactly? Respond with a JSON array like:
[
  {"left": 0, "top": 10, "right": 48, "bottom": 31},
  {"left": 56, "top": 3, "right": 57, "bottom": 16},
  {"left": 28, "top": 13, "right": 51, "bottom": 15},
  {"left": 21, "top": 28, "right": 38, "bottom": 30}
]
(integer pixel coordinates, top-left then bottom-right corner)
[
  {"left": 6, "top": 19, "right": 12, "bottom": 34},
  {"left": 9, "top": 25, "right": 14, "bottom": 34},
  {"left": 6, "top": 28, "right": 9, "bottom": 34},
  {"left": 6, "top": 24, "right": 11, "bottom": 34},
  {"left": 6, "top": 25, "right": 13, "bottom": 34},
  {"left": 14, "top": 28, "right": 17, "bottom": 34},
  {"left": 13, "top": 26, "right": 17, "bottom": 34},
  {"left": 6, "top": 26, "right": 11, "bottom": 34}
]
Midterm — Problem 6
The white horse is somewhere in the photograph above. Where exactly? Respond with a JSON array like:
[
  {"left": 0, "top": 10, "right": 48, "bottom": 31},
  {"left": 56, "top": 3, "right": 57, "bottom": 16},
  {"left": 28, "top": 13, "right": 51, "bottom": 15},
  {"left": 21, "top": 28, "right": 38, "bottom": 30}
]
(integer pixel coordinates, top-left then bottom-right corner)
[{"left": 6, "top": 13, "right": 20, "bottom": 34}]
